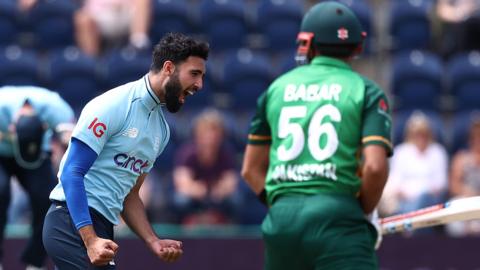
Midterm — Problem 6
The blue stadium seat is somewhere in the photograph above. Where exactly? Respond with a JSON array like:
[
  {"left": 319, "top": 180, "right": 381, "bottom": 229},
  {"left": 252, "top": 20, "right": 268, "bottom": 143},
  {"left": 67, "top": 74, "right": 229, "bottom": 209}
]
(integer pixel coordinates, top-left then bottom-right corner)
[
  {"left": 392, "top": 110, "right": 444, "bottom": 146},
  {"left": 273, "top": 50, "right": 297, "bottom": 76},
  {"left": 222, "top": 49, "right": 272, "bottom": 110},
  {"left": 29, "top": 0, "right": 76, "bottom": 50},
  {"left": 150, "top": 0, "right": 194, "bottom": 44},
  {"left": 391, "top": 50, "right": 443, "bottom": 111},
  {"left": 447, "top": 51, "right": 480, "bottom": 112},
  {"left": 389, "top": 0, "right": 431, "bottom": 51},
  {"left": 47, "top": 47, "right": 99, "bottom": 115},
  {"left": 450, "top": 110, "right": 480, "bottom": 153},
  {"left": 0, "top": 1, "right": 19, "bottom": 46},
  {"left": 199, "top": 0, "right": 248, "bottom": 51},
  {"left": 102, "top": 47, "right": 151, "bottom": 90},
  {"left": 0, "top": 46, "right": 39, "bottom": 86},
  {"left": 256, "top": 0, "right": 303, "bottom": 52}
]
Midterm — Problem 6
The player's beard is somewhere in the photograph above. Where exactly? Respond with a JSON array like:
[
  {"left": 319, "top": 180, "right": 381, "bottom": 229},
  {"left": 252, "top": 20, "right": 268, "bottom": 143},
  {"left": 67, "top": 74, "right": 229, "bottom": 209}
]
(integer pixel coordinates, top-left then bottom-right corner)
[{"left": 164, "top": 72, "right": 183, "bottom": 113}]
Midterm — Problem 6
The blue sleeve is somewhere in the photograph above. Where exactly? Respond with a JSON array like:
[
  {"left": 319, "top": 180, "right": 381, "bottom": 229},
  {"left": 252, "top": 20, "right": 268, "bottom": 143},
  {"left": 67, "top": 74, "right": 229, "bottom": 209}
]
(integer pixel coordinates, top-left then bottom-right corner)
[{"left": 61, "top": 137, "right": 98, "bottom": 230}]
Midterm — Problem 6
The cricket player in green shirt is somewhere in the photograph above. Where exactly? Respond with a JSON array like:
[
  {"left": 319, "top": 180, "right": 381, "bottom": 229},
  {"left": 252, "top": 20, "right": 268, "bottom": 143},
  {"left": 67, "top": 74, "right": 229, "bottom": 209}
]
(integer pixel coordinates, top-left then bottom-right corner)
[{"left": 241, "top": 2, "right": 392, "bottom": 269}]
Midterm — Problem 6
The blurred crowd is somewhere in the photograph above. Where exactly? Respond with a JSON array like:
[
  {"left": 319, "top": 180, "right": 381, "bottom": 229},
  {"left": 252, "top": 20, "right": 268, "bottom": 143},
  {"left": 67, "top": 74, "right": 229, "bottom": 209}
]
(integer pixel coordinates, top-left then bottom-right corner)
[{"left": 1, "top": 0, "right": 480, "bottom": 237}]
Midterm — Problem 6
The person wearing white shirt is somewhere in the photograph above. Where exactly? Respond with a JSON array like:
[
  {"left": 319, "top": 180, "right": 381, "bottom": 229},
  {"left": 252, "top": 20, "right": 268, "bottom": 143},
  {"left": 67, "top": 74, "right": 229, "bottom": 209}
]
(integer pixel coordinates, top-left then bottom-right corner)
[{"left": 381, "top": 112, "right": 448, "bottom": 216}]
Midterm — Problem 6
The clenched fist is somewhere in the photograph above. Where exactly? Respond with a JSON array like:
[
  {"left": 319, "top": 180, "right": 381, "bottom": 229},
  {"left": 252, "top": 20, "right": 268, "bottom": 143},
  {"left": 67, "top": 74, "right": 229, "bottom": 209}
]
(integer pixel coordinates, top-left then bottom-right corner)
[
  {"left": 148, "top": 238, "right": 183, "bottom": 263},
  {"left": 86, "top": 237, "right": 119, "bottom": 266}
]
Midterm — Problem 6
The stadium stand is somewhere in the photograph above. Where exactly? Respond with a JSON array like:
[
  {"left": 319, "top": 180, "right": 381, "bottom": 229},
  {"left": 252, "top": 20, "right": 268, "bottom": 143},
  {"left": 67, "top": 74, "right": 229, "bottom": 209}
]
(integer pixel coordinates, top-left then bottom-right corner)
[
  {"left": 391, "top": 50, "right": 443, "bottom": 111},
  {"left": 222, "top": 48, "right": 272, "bottom": 111},
  {"left": 199, "top": 0, "right": 248, "bottom": 51},
  {"left": 46, "top": 46, "right": 99, "bottom": 115},
  {"left": 0, "top": 46, "right": 39, "bottom": 86},
  {"left": 389, "top": 0, "right": 431, "bottom": 51},
  {"left": 149, "top": 0, "right": 195, "bottom": 44},
  {"left": 447, "top": 51, "right": 480, "bottom": 112},
  {"left": 256, "top": 0, "right": 303, "bottom": 52},
  {"left": 0, "top": 1, "right": 18, "bottom": 46},
  {"left": 29, "top": 0, "right": 76, "bottom": 50},
  {"left": 101, "top": 47, "right": 151, "bottom": 90}
]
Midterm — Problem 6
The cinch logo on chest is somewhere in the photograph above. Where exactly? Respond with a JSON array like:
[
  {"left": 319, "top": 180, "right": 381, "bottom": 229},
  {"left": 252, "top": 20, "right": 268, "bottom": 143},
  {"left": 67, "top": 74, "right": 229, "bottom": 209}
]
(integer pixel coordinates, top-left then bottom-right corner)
[{"left": 113, "top": 153, "right": 149, "bottom": 173}]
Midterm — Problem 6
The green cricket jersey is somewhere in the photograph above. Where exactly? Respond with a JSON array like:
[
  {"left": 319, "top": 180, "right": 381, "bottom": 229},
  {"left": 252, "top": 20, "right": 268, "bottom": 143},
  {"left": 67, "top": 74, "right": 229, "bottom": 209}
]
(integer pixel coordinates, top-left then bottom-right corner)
[{"left": 248, "top": 56, "right": 392, "bottom": 205}]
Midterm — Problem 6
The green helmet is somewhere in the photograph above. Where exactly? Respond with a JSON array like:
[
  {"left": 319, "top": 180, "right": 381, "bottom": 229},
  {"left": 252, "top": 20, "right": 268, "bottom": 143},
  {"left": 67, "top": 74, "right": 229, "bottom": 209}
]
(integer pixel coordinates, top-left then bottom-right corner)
[{"left": 299, "top": 1, "right": 366, "bottom": 45}]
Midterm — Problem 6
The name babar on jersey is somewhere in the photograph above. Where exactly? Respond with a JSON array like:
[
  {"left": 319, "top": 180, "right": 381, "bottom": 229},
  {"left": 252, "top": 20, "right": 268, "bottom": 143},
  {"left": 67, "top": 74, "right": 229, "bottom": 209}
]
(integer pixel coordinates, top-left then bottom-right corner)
[{"left": 271, "top": 83, "right": 343, "bottom": 183}]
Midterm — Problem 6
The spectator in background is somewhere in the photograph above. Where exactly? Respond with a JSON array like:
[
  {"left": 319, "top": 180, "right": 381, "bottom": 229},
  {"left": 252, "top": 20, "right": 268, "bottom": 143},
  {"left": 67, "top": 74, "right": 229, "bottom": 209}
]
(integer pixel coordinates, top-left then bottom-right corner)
[
  {"left": 171, "top": 109, "right": 241, "bottom": 225},
  {"left": 381, "top": 112, "right": 448, "bottom": 217},
  {"left": 74, "top": 0, "right": 151, "bottom": 57},
  {"left": 435, "top": 0, "right": 480, "bottom": 58},
  {"left": 0, "top": 86, "right": 74, "bottom": 270},
  {"left": 17, "top": 0, "right": 37, "bottom": 12},
  {"left": 447, "top": 118, "right": 480, "bottom": 236}
]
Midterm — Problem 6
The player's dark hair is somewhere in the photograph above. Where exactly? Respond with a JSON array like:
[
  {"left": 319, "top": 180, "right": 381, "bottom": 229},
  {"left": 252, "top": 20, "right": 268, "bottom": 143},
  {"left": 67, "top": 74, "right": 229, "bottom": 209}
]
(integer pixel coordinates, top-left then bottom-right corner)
[
  {"left": 150, "top": 33, "right": 209, "bottom": 72},
  {"left": 314, "top": 43, "right": 360, "bottom": 58}
]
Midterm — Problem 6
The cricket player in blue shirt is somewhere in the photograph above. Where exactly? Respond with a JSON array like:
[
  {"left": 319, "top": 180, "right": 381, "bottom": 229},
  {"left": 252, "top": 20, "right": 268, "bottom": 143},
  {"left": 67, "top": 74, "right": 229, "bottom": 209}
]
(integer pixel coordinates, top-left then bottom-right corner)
[
  {"left": 0, "top": 86, "right": 75, "bottom": 269},
  {"left": 43, "top": 33, "right": 209, "bottom": 269}
]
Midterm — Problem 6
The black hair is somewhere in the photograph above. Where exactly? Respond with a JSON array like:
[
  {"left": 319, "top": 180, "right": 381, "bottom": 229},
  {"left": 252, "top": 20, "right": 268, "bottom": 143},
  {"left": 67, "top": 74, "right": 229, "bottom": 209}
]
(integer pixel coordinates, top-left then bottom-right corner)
[
  {"left": 150, "top": 32, "right": 209, "bottom": 72},
  {"left": 314, "top": 43, "right": 360, "bottom": 58}
]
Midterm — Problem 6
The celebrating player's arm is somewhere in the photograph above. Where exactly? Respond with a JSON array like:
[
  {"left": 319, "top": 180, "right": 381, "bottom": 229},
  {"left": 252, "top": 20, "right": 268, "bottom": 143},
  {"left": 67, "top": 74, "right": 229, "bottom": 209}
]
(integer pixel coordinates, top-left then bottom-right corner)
[
  {"left": 241, "top": 92, "right": 271, "bottom": 205},
  {"left": 55, "top": 136, "right": 118, "bottom": 266},
  {"left": 78, "top": 225, "right": 119, "bottom": 265},
  {"left": 121, "top": 173, "right": 183, "bottom": 263},
  {"left": 358, "top": 80, "right": 393, "bottom": 214}
]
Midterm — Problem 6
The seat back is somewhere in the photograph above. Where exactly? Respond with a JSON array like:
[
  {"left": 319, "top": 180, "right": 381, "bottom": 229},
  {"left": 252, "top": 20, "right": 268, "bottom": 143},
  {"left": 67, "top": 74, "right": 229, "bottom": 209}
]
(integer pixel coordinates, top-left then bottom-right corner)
[
  {"left": 47, "top": 47, "right": 99, "bottom": 114},
  {"left": 447, "top": 51, "right": 480, "bottom": 111},
  {"left": 150, "top": 0, "right": 195, "bottom": 43},
  {"left": 222, "top": 49, "right": 272, "bottom": 111},
  {"left": 389, "top": 0, "right": 431, "bottom": 51},
  {"left": 199, "top": 0, "right": 248, "bottom": 51},
  {"left": 256, "top": 0, "right": 303, "bottom": 52},
  {"left": 391, "top": 50, "right": 443, "bottom": 110},
  {"left": 0, "top": 46, "right": 39, "bottom": 86}
]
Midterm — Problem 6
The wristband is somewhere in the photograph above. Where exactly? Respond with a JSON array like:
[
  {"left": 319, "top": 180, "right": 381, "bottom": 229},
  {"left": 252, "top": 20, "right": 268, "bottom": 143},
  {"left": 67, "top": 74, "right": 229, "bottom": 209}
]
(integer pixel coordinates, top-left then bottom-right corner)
[{"left": 258, "top": 189, "right": 267, "bottom": 206}]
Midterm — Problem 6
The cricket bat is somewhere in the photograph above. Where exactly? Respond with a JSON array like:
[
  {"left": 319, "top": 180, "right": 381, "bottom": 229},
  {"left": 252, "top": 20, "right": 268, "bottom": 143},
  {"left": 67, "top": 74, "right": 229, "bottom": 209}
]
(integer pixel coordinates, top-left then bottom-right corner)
[{"left": 380, "top": 196, "right": 480, "bottom": 235}]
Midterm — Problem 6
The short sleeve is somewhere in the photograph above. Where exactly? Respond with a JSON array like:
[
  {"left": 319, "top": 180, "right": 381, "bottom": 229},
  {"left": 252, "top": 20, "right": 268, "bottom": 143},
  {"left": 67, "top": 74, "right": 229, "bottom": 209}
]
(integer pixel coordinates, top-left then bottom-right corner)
[
  {"left": 72, "top": 96, "right": 126, "bottom": 154},
  {"left": 361, "top": 78, "right": 393, "bottom": 156},
  {"left": 247, "top": 91, "right": 272, "bottom": 145}
]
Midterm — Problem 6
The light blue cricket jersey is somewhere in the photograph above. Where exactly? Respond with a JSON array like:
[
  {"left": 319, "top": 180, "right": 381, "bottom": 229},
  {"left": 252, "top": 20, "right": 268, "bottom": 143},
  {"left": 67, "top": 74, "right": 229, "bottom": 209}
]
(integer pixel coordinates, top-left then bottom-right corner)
[
  {"left": 0, "top": 86, "right": 74, "bottom": 157},
  {"left": 50, "top": 75, "right": 170, "bottom": 224}
]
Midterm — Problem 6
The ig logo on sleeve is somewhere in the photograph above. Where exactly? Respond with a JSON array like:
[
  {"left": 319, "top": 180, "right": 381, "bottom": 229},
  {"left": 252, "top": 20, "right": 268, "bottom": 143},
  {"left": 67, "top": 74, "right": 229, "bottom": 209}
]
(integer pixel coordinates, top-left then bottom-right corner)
[{"left": 88, "top": 117, "right": 106, "bottom": 138}]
